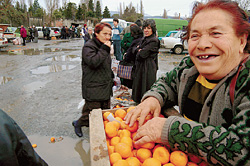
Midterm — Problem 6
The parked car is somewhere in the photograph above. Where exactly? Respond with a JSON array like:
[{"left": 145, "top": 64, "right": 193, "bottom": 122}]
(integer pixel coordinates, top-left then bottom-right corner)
[
  {"left": 160, "top": 31, "right": 188, "bottom": 54},
  {"left": 36, "top": 27, "right": 60, "bottom": 39},
  {"left": 3, "top": 27, "right": 18, "bottom": 42},
  {"left": 0, "top": 37, "right": 8, "bottom": 50},
  {"left": 158, "top": 30, "right": 178, "bottom": 41},
  {"left": 100, "top": 18, "right": 127, "bottom": 29}
]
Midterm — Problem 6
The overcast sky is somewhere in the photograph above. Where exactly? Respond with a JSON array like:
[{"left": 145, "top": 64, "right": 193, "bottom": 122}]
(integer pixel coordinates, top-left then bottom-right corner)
[{"left": 67, "top": 0, "right": 198, "bottom": 17}]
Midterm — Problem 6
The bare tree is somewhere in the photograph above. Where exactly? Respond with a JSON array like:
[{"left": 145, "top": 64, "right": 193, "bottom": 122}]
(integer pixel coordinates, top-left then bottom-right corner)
[
  {"left": 140, "top": 0, "right": 144, "bottom": 16},
  {"left": 45, "top": 0, "right": 59, "bottom": 25}
]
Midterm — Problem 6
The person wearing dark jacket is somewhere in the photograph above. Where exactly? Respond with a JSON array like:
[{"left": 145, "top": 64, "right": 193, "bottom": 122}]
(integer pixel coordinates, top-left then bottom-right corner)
[
  {"left": 33, "top": 25, "right": 38, "bottom": 43},
  {"left": 83, "top": 27, "right": 93, "bottom": 43},
  {"left": 72, "top": 22, "right": 113, "bottom": 137},
  {"left": 0, "top": 109, "right": 48, "bottom": 166},
  {"left": 132, "top": 19, "right": 160, "bottom": 103},
  {"left": 121, "top": 24, "right": 143, "bottom": 88}
]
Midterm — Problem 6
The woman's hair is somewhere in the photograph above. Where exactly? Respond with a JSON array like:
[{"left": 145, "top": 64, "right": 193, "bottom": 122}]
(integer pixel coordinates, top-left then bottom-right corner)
[
  {"left": 94, "top": 22, "right": 112, "bottom": 34},
  {"left": 130, "top": 24, "right": 143, "bottom": 39},
  {"left": 142, "top": 19, "right": 157, "bottom": 35},
  {"left": 182, "top": 0, "right": 250, "bottom": 53}
]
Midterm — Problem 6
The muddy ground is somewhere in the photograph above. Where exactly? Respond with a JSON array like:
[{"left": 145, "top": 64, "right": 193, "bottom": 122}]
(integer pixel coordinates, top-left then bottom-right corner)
[{"left": 0, "top": 38, "right": 186, "bottom": 166}]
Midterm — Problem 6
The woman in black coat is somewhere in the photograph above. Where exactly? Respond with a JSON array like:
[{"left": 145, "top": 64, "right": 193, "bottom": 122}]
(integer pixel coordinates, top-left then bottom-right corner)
[
  {"left": 132, "top": 19, "right": 160, "bottom": 103},
  {"left": 72, "top": 22, "right": 113, "bottom": 137},
  {"left": 121, "top": 24, "right": 144, "bottom": 88}
]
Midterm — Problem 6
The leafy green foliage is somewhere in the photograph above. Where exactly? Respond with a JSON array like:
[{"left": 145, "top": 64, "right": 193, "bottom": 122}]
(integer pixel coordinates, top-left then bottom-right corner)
[{"left": 103, "top": 6, "right": 110, "bottom": 18}]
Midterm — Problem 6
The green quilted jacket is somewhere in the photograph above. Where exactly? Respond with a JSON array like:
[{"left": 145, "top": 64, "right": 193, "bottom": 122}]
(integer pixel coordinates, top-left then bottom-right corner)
[{"left": 142, "top": 56, "right": 250, "bottom": 166}]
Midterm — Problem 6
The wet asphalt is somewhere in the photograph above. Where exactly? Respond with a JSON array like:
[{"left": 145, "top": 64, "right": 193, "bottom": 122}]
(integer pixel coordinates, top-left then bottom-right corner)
[{"left": 0, "top": 38, "right": 187, "bottom": 166}]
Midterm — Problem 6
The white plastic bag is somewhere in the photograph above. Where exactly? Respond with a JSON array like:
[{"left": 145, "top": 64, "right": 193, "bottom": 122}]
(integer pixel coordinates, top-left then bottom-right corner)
[{"left": 78, "top": 99, "right": 85, "bottom": 110}]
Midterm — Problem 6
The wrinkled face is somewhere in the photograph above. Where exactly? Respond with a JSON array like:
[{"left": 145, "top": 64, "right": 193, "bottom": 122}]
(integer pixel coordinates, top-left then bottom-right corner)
[
  {"left": 144, "top": 25, "right": 153, "bottom": 37},
  {"left": 188, "top": 9, "right": 247, "bottom": 80},
  {"left": 95, "top": 26, "right": 112, "bottom": 43}
]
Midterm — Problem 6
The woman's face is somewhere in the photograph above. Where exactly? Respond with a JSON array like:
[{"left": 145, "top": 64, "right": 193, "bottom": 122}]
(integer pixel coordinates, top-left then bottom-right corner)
[
  {"left": 144, "top": 25, "right": 153, "bottom": 37},
  {"left": 188, "top": 9, "right": 247, "bottom": 80},
  {"left": 95, "top": 26, "right": 112, "bottom": 43}
]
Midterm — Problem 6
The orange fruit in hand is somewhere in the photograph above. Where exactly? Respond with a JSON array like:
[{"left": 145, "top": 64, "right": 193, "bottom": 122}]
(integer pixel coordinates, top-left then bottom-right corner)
[
  {"left": 137, "top": 148, "right": 152, "bottom": 163},
  {"left": 105, "top": 122, "right": 118, "bottom": 138},
  {"left": 103, "top": 111, "right": 114, "bottom": 121},
  {"left": 113, "top": 159, "right": 129, "bottom": 166},
  {"left": 126, "top": 157, "right": 141, "bottom": 166},
  {"left": 115, "top": 109, "right": 127, "bottom": 120},
  {"left": 115, "top": 117, "right": 123, "bottom": 123},
  {"left": 170, "top": 151, "right": 188, "bottom": 166},
  {"left": 110, "top": 152, "right": 122, "bottom": 165},
  {"left": 110, "top": 136, "right": 121, "bottom": 146},
  {"left": 141, "top": 142, "right": 155, "bottom": 149},
  {"left": 125, "top": 121, "right": 138, "bottom": 133},
  {"left": 114, "top": 143, "right": 132, "bottom": 159},
  {"left": 120, "top": 121, "right": 127, "bottom": 129},
  {"left": 142, "top": 158, "right": 161, "bottom": 166},
  {"left": 153, "top": 146, "right": 170, "bottom": 164}
]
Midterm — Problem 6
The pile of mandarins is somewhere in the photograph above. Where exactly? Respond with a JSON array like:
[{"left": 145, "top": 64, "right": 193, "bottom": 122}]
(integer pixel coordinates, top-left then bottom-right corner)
[{"left": 103, "top": 106, "right": 208, "bottom": 166}]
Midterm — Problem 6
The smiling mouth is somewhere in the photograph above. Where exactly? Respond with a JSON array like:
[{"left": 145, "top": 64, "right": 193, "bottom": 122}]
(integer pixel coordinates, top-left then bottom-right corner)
[{"left": 198, "top": 55, "right": 218, "bottom": 59}]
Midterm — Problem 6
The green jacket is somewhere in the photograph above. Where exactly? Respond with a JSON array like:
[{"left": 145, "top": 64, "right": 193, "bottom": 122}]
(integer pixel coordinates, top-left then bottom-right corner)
[
  {"left": 0, "top": 109, "right": 48, "bottom": 166},
  {"left": 121, "top": 32, "right": 133, "bottom": 54},
  {"left": 143, "top": 56, "right": 250, "bottom": 166}
]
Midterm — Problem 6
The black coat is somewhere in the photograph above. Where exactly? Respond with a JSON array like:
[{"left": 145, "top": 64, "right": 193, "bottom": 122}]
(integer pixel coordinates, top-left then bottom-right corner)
[
  {"left": 84, "top": 33, "right": 93, "bottom": 43},
  {"left": 81, "top": 36, "right": 113, "bottom": 101},
  {"left": 132, "top": 34, "right": 160, "bottom": 103},
  {"left": 124, "top": 37, "right": 143, "bottom": 64},
  {"left": 0, "top": 109, "right": 48, "bottom": 166}
]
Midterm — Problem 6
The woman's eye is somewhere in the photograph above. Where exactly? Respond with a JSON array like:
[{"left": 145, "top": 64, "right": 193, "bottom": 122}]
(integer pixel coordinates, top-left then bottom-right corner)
[{"left": 211, "top": 32, "right": 222, "bottom": 36}]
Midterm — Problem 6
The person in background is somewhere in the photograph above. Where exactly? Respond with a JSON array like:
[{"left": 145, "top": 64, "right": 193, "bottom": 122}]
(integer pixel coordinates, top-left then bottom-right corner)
[
  {"left": 84, "top": 27, "right": 93, "bottom": 43},
  {"left": 112, "top": 18, "right": 123, "bottom": 61},
  {"left": 82, "top": 24, "right": 88, "bottom": 38},
  {"left": 61, "top": 26, "right": 66, "bottom": 39},
  {"left": 33, "top": 25, "right": 38, "bottom": 43},
  {"left": 77, "top": 26, "right": 81, "bottom": 38},
  {"left": 0, "top": 109, "right": 48, "bottom": 166},
  {"left": 131, "top": 19, "right": 160, "bottom": 103},
  {"left": 121, "top": 19, "right": 142, "bottom": 54},
  {"left": 65, "top": 26, "right": 69, "bottom": 39},
  {"left": 125, "top": 0, "right": 250, "bottom": 165},
  {"left": 45, "top": 27, "right": 50, "bottom": 40},
  {"left": 20, "top": 25, "right": 27, "bottom": 46},
  {"left": 71, "top": 25, "right": 76, "bottom": 38},
  {"left": 72, "top": 22, "right": 113, "bottom": 137},
  {"left": 42, "top": 26, "right": 46, "bottom": 39},
  {"left": 121, "top": 24, "right": 144, "bottom": 88},
  {"left": 28, "top": 26, "right": 33, "bottom": 42}
]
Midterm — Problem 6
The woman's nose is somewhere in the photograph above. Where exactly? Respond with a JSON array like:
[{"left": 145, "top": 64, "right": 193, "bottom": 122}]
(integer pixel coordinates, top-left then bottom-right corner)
[{"left": 197, "top": 35, "right": 212, "bottom": 50}]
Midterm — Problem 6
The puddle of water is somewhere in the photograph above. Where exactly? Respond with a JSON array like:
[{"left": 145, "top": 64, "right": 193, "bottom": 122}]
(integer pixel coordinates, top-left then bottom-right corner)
[
  {"left": 0, "top": 76, "right": 13, "bottom": 85},
  {"left": 22, "top": 81, "right": 48, "bottom": 94},
  {"left": 0, "top": 48, "right": 76, "bottom": 56},
  {"left": 45, "top": 55, "right": 81, "bottom": 62},
  {"left": 28, "top": 135, "right": 90, "bottom": 166},
  {"left": 30, "top": 64, "right": 76, "bottom": 74}
]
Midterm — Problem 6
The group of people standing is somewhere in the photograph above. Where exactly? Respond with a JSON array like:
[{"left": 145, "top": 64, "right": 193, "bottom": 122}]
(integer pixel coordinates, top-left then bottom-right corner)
[
  {"left": 72, "top": 0, "right": 250, "bottom": 165},
  {"left": 20, "top": 25, "right": 38, "bottom": 46},
  {"left": 72, "top": 18, "right": 160, "bottom": 135}
]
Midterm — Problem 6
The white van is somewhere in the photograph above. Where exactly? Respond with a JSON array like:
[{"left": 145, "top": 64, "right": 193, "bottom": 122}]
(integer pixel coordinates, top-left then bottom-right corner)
[{"left": 100, "top": 18, "right": 127, "bottom": 30}]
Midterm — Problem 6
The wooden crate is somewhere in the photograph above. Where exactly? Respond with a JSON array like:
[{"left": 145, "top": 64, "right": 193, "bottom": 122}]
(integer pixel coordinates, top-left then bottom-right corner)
[{"left": 89, "top": 107, "right": 129, "bottom": 166}]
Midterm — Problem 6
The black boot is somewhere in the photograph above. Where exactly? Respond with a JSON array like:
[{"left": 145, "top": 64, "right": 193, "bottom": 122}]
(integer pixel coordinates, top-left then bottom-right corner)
[{"left": 72, "top": 120, "right": 83, "bottom": 137}]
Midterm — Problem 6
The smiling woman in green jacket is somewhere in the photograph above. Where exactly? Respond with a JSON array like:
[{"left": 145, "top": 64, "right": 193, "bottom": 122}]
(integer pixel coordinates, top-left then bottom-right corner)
[{"left": 125, "top": 0, "right": 250, "bottom": 165}]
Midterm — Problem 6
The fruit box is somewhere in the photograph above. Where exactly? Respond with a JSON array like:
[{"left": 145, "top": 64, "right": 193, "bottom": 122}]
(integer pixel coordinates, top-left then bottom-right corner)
[{"left": 89, "top": 107, "right": 129, "bottom": 166}]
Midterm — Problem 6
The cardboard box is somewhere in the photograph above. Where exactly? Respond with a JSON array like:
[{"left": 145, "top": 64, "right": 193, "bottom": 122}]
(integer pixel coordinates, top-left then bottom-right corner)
[{"left": 89, "top": 107, "right": 129, "bottom": 166}]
